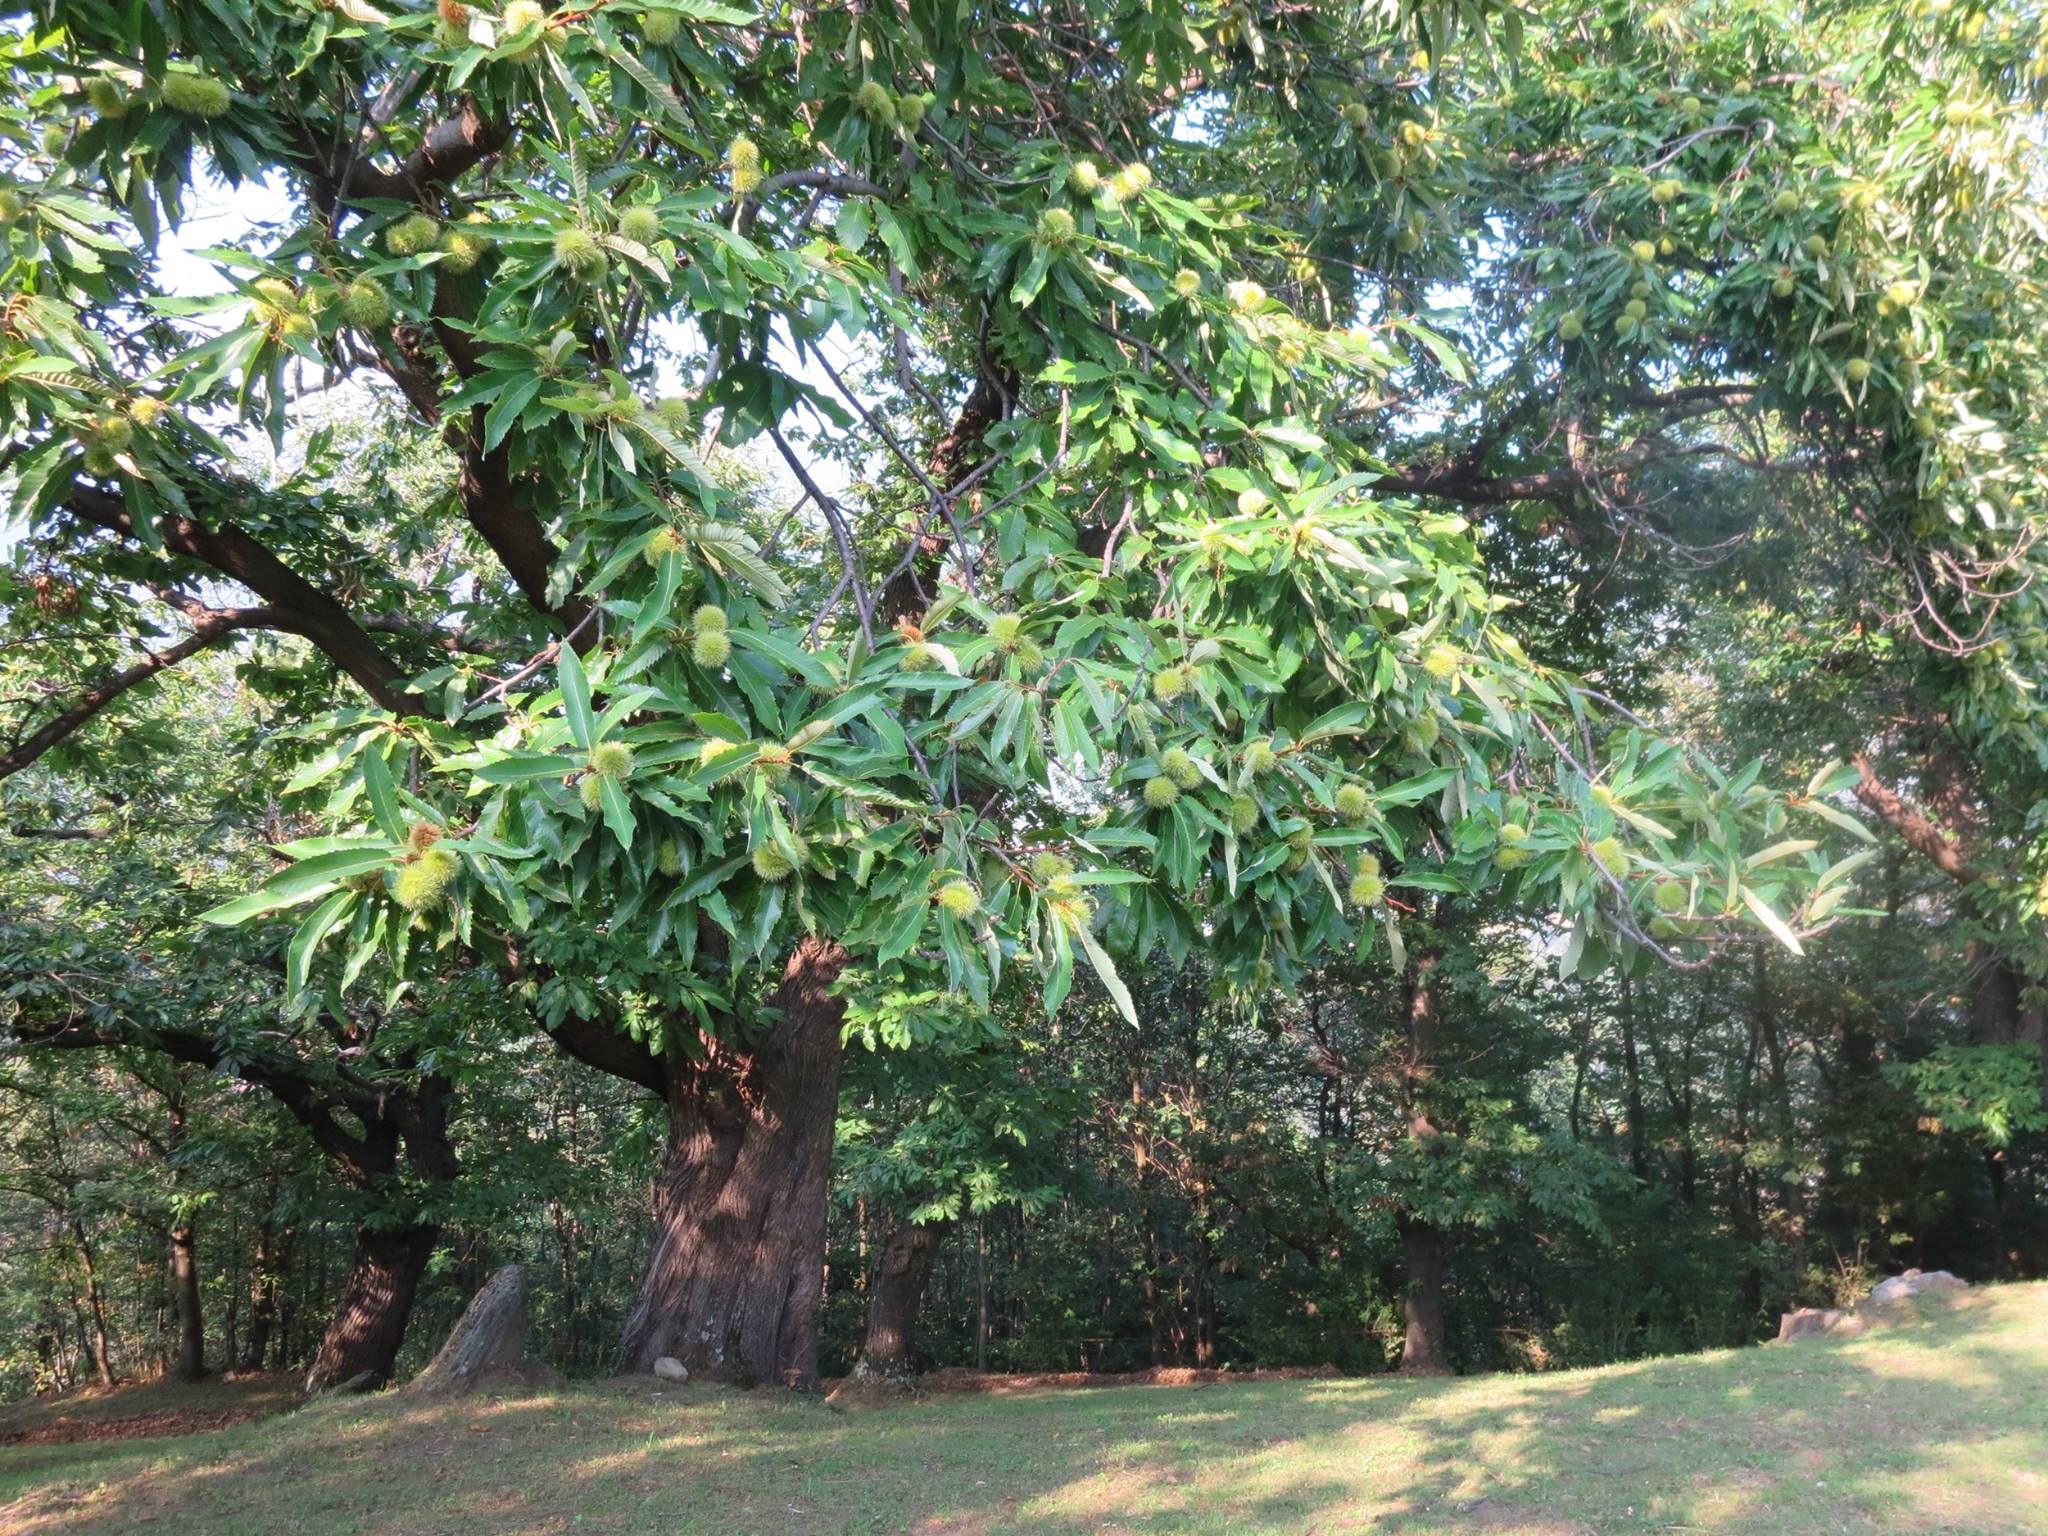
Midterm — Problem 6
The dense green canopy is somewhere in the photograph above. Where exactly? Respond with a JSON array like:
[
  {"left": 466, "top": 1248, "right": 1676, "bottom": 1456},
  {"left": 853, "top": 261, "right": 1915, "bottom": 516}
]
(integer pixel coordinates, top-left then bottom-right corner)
[{"left": 14, "top": 0, "right": 2036, "bottom": 1034}]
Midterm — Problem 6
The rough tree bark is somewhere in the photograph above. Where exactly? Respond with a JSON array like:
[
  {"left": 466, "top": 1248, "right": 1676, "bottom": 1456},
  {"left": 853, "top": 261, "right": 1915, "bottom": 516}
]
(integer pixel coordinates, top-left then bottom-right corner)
[
  {"left": 305, "top": 1225, "right": 439, "bottom": 1391},
  {"left": 304, "top": 1072, "right": 459, "bottom": 1391},
  {"left": 1397, "top": 1214, "right": 1451, "bottom": 1376},
  {"left": 1398, "top": 945, "right": 1453, "bottom": 1376},
  {"left": 852, "top": 1216, "right": 952, "bottom": 1383},
  {"left": 615, "top": 938, "right": 850, "bottom": 1388}
]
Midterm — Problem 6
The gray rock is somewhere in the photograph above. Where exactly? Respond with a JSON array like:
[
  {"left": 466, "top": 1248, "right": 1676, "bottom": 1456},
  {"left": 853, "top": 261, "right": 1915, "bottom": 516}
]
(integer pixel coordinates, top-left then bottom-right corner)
[
  {"left": 652, "top": 1356, "right": 689, "bottom": 1382},
  {"left": 1869, "top": 1268, "right": 1967, "bottom": 1306}
]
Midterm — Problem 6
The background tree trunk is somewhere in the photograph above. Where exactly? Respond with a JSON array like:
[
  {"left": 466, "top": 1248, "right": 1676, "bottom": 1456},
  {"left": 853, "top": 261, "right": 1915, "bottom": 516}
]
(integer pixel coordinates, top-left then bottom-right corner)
[
  {"left": 1398, "top": 1214, "right": 1451, "bottom": 1375},
  {"left": 241, "top": 1221, "right": 286, "bottom": 1371},
  {"left": 853, "top": 1216, "right": 950, "bottom": 1382},
  {"left": 168, "top": 1219, "right": 204, "bottom": 1380},
  {"left": 69, "top": 1218, "right": 114, "bottom": 1388},
  {"left": 617, "top": 938, "right": 848, "bottom": 1388}
]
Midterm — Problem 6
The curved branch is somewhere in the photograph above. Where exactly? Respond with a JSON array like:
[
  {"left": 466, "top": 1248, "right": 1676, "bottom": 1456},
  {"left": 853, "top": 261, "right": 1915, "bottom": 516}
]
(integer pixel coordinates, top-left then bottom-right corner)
[
  {"left": 294, "top": 97, "right": 510, "bottom": 208},
  {"left": 0, "top": 606, "right": 268, "bottom": 779},
  {"left": 542, "top": 1013, "right": 667, "bottom": 1096},
  {"left": 61, "top": 485, "right": 409, "bottom": 710}
]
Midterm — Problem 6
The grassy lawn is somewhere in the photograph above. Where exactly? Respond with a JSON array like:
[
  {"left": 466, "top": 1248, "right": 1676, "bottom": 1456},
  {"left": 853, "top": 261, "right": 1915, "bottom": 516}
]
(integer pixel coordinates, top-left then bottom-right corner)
[{"left": 1, "top": 1283, "right": 2041, "bottom": 1536}]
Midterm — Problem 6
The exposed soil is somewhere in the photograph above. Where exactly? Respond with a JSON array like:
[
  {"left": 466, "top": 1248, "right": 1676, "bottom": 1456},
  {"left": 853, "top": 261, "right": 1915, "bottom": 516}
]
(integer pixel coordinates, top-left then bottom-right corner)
[
  {"left": 0, "top": 1373, "right": 303, "bottom": 1446},
  {"left": 0, "top": 1404, "right": 280, "bottom": 1447}
]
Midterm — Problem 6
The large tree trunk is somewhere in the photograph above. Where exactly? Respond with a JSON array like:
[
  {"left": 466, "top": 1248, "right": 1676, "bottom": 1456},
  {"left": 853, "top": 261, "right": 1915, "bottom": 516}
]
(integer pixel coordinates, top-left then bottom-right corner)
[
  {"left": 1399, "top": 945, "right": 1452, "bottom": 1376},
  {"left": 303, "top": 1071, "right": 459, "bottom": 1391},
  {"left": 304, "top": 1223, "right": 437, "bottom": 1391},
  {"left": 618, "top": 938, "right": 849, "bottom": 1388},
  {"left": 168, "top": 1219, "right": 205, "bottom": 1381},
  {"left": 853, "top": 1216, "right": 951, "bottom": 1383},
  {"left": 1398, "top": 1214, "right": 1451, "bottom": 1375}
]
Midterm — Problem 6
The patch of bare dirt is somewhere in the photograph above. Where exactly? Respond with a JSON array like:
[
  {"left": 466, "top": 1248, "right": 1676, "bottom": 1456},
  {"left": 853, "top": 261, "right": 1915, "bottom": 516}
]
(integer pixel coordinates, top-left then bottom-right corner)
[
  {"left": 0, "top": 1373, "right": 304, "bottom": 1446},
  {"left": 0, "top": 1404, "right": 278, "bottom": 1446}
]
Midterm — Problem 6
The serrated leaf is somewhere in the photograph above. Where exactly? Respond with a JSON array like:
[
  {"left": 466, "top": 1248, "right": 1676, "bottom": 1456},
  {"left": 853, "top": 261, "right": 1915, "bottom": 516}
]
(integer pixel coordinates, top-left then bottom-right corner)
[
  {"left": 558, "top": 644, "right": 595, "bottom": 750},
  {"left": 1075, "top": 923, "right": 1138, "bottom": 1025},
  {"left": 287, "top": 889, "right": 355, "bottom": 996},
  {"left": 1801, "top": 799, "right": 1878, "bottom": 844}
]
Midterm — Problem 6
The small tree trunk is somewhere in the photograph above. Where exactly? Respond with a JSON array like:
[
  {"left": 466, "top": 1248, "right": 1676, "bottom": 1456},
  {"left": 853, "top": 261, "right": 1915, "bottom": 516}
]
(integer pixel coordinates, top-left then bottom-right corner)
[
  {"left": 304, "top": 1224, "right": 437, "bottom": 1391},
  {"left": 242, "top": 1223, "right": 287, "bottom": 1372},
  {"left": 169, "top": 1219, "right": 205, "bottom": 1380},
  {"left": 617, "top": 938, "right": 848, "bottom": 1388},
  {"left": 975, "top": 1219, "right": 989, "bottom": 1372},
  {"left": 70, "top": 1219, "right": 115, "bottom": 1388},
  {"left": 853, "top": 1217, "right": 950, "bottom": 1382},
  {"left": 1619, "top": 971, "right": 1650, "bottom": 1183}
]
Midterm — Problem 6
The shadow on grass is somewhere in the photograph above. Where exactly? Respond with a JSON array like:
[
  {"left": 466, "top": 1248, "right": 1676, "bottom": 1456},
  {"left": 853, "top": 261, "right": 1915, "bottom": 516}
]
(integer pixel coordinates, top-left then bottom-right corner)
[{"left": 1, "top": 1285, "right": 2040, "bottom": 1536}]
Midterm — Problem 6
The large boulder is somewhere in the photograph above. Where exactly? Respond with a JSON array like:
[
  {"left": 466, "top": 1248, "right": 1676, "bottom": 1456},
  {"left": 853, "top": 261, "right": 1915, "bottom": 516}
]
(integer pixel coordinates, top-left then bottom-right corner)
[
  {"left": 403, "top": 1265, "right": 553, "bottom": 1398},
  {"left": 1868, "top": 1268, "right": 1966, "bottom": 1306}
]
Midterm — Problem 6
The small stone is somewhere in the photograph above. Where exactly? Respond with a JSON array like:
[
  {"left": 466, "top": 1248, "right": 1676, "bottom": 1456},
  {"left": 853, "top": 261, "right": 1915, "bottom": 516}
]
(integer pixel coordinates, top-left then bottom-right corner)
[{"left": 652, "top": 1356, "right": 689, "bottom": 1382}]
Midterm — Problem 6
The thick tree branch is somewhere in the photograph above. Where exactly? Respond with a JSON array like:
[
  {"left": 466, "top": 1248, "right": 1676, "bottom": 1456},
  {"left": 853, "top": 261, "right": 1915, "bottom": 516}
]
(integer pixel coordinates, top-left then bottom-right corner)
[
  {"left": 9, "top": 1016, "right": 380, "bottom": 1182},
  {"left": 0, "top": 606, "right": 269, "bottom": 779},
  {"left": 62, "top": 485, "right": 409, "bottom": 710},
  {"left": 457, "top": 436, "right": 595, "bottom": 643},
  {"left": 541, "top": 1012, "right": 668, "bottom": 1097},
  {"left": 293, "top": 98, "right": 509, "bottom": 208},
  {"left": 1851, "top": 755, "right": 1979, "bottom": 886},
  {"left": 1367, "top": 464, "right": 1588, "bottom": 506},
  {"left": 877, "top": 370, "right": 1018, "bottom": 623}
]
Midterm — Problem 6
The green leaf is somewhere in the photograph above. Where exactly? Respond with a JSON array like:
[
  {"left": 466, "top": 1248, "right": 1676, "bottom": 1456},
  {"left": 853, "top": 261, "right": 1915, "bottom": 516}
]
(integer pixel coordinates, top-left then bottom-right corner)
[
  {"left": 1075, "top": 924, "right": 1138, "bottom": 1025},
  {"left": 1801, "top": 799, "right": 1877, "bottom": 844},
  {"left": 1740, "top": 887, "right": 1805, "bottom": 956},
  {"left": 598, "top": 774, "right": 637, "bottom": 851},
  {"left": 471, "top": 752, "right": 576, "bottom": 785},
  {"left": 361, "top": 745, "right": 407, "bottom": 841},
  {"left": 558, "top": 645, "right": 596, "bottom": 751},
  {"left": 287, "top": 889, "right": 355, "bottom": 996},
  {"left": 201, "top": 847, "right": 392, "bottom": 925}
]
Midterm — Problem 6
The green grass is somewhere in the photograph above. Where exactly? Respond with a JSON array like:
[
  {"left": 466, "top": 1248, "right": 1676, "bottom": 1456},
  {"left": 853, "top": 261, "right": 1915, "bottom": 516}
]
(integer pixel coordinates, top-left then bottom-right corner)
[{"left": 3, "top": 1283, "right": 2043, "bottom": 1535}]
